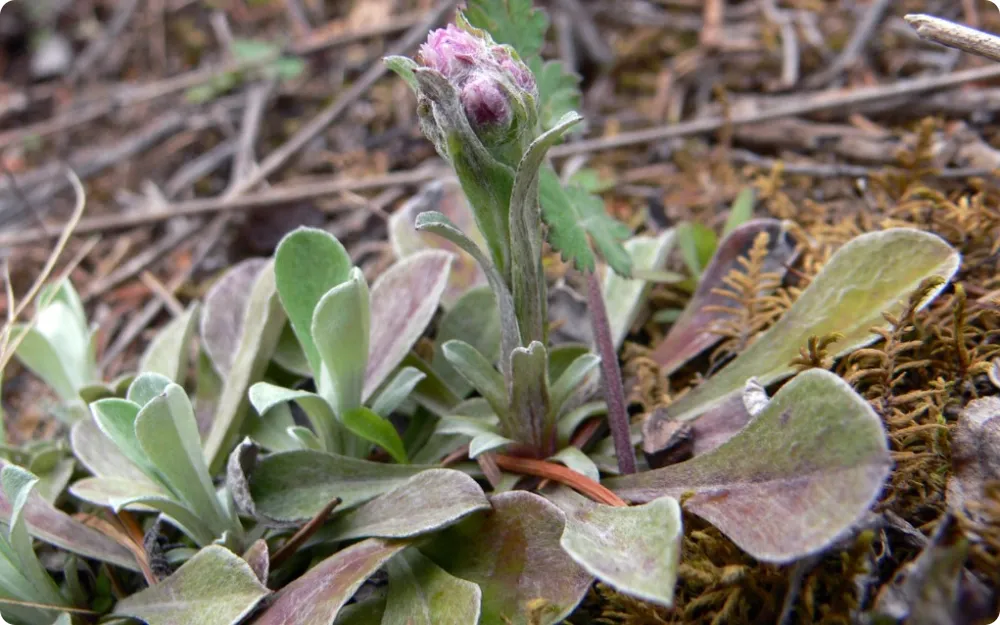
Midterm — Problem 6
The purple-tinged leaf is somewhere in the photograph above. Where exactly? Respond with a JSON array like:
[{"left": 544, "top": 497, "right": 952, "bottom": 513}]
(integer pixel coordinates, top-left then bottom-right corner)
[
  {"left": 316, "top": 469, "right": 489, "bottom": 542},
  {"left": 114, "top": 545, "right": 269, "bottom": 625},
  {"left": 947, "top": 396, "right": 1000, "bottom": 522},
  {"left": 384, "top": 548, "right": 481, "bottom": 625},
  {"left": 70, "top": 418, "right": 154, "bottom": 485},
  {"left": 609, "top": 369, "right": 892, "bottom": 563},
  {"left": 200, "top": 259, "right": 268, "bottom": 377},
  {"left": 204, "top": 261, "right": 287, "bottom": 473},
  {"left": 363, "top": 250, "right": 452, "bottom": 401},
  {"left": 421, "top": 491, "right": 592, "bottom": 625},
  {"left": 389, "top": 180, "right": 488, "bottom": 309},
  {"left": 651, "top": 219, "right": 794, "bottom": 374},
  {"left": 663, "top": 228, "right": 959, "bottom": 424},
  {"left": 253, "top": 538, "right": 407, "bottom": 625},
  {"left": 242, "top": 539, "right": 270, "bottom": 585},
  {"left": 0, "top": 458, "right": 137, "bottom": 570},
  {"left": 546, "top": 487, "right": 682, "bottom": 608}
]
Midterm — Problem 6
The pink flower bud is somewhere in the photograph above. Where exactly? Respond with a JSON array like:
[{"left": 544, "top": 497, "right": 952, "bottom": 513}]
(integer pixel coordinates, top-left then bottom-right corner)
[
  {"left": 461, "top": 74, "right": 511, "bottom": 129},
  {"left": 418, "top": 24, "right": 482, "bottom": 78},
  {"left": 492, "top": 46, "right": 536, "bottom": 93}
]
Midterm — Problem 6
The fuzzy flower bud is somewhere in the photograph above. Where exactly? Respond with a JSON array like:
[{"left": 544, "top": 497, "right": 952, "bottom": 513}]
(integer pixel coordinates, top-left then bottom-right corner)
[
  {"left": 415, "top": 23, "right": 537, "bottom": 141},
  {"left": 418, "top": 24, "right": 482, "bottom": 80},
  {"left": 461, "top": 74, "right": 512, "bottom": 130}
]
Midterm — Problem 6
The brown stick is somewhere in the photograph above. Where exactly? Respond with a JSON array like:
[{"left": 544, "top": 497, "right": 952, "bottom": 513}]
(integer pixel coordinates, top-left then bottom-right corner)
[
  {"left": 270, "top": 498, "right": 341, "bottom": 569},
  {"left": 906, "top": 14, "right": 1000, "bottom": 64},
  {"left": 494, "top": 455, "right": 626, "bottom": 507}
]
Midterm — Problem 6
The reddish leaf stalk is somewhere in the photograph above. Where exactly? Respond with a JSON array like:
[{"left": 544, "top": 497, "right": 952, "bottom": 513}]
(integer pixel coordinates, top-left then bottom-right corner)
[
  {"left": 585, "top": 271, "right": 637, "bottom": 474},
  {"left": 494, "top": 454, "right": 626, "bottom": 506},
  {"left": 270, "top": 497, "right": 341, "bottom": 569}
]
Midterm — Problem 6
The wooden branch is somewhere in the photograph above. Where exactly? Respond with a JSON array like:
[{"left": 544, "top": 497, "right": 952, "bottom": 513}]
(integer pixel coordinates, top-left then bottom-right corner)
[{"left": 905, "top": 14, "right": 1000, "bottom": 64}]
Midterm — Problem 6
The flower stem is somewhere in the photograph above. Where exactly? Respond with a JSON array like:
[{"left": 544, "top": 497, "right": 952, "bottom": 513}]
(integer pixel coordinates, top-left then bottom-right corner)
[{"left": 585, "top": 271, "right": 637, "bottom": 474}]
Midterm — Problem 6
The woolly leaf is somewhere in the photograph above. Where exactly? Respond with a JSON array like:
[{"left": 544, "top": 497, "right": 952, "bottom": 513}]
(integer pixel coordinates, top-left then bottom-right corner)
[
  {"left": 463, "top": 0, "right": 549, "bottom": 59},
  {"left": 547, "top": 487, "right": 682, "bottom": 607},
  {"left": 315, "top": 469, "right": 489, "bottom": 542},
  {"left": 253, "top": 539, "right": 407, "bottom": 625},
  {"left": 421, "top": 491, "right": 592, "bottom": 625},
  {"left": 113, "top": 545, "right": 269, "bottom": 625},
  {"left": 248, "top": 450, "right": 429, "bottom": 522},
  {"left": 663, "top": 228, "right": 959, "bottom": 423},
  {"left": 609, "top": 369, "right": 892, "bottom": 563},
  {"left": 383, "top": 548, "right": 482, "bottom": 625},
  {"left": 138, "top": 303, "right": 199, "bottom": 383}
]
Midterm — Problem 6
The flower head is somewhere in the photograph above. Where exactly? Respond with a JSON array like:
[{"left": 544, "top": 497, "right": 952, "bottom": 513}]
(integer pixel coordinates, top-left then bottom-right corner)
[
  {"left": 461, "top": 74, "right": 511, "bottom": 129},
  {"left": 418, "top": 24, "right": 483, "bottom": 80}
]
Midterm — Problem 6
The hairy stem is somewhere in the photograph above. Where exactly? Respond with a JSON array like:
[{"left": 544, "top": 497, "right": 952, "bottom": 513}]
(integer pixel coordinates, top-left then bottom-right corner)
[{"left": 586, "top": 271, "right": 637, "bottom": 474}]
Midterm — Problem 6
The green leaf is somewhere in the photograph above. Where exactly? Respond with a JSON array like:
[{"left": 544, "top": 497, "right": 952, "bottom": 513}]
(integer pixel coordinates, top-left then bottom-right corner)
[
  {"left": 10, "top": 322, "right": 78, "bottom": 401},
  {"left": 274, "top": 227, "right": 352, "bottom": 378},
  {"left": 127, "top": 372, "right": 173, "bottom": 407},
  {"left": 602, "top": 231, "right": 676, "bottom": 350},
  {"left": 204, "top": 261, "right": 286, "bottom": 473},
  {"left": 231, "top": 38, "right": 280, "bottom": 63},
  {"left": 540, "top": 168, "right": 632, "bottom": 275},
  {"left": 421, "top": 491, "right": 592, "bottom": 625},
  {"left": 135, "top": 384, "right": 229, "bottom": 534},
  {"left": 609, "top": 369, "right": 892, "bottom": 562},
  {"left": 114, "top": 545, "right": 269, "bottom": 625},
  {"left": 1, "top": 465, "right": 67, "bottom": 608},
  {"left": 415, "top": 212, "right": 520, "bottom": 377},
  {"left": 650, "top": 219, "right": 795, "bottom": 375},
  {"left": 663, "top": 228, "right": 960, "bottom": 423},
  {"left": 508, "top": 341, "right": 551, "bottom": 452},
  {"left": 383, "top": 548, "right": 482, "bottom": 625},
  {"left": 365, "top": 250, "right": 453, "bottom": 401},
  {"left": 723, "top": 188, "right": 756, "bottom": 237},
  {"left": 548, "top": 352, "right": 600, "bottom": 420},
  {"left": 248, "top": 450, "right": 429, "bottom": 522},
  {"left": 557, "top": 401, "right": 606, "bottom": 448},
  {"left": 509, "top": 112, "right": 583, "bottom": 344},
  {"left": 676, "top": 222, "right": 718, "bottom": 278},
  {"left": 469, "top": 432, "right": 515, "bottom": 458},
  {"left": 432, "top": 287, "right": 502, "bottom": 397},
  {"left": 529, "top": 58, "right": 581, "bottom": 130},
  {"left": 70, "top": 418, "right": 154, "bottom": 485},
  {"left": 253, "top": 539, "right": 406, "bottom": 625},
  {"left": 441, "top": 340, "right": 509, "bottom": 424},
  {"left": 463, "top": 0, "right": 549, "bottom": 59},
  {"left": 370, "top": 367, "right": 426, "bottom": 419},
  {"left": 436, "top": 414, "right": 501, "bottom": 439},
  {"left": 89, "top": 397, "right": 159, "bottom": 480},
  {"left": 288, "top": 426, "right": 324, "bottom": 451},
  {"left": 315, "top": 469, "right": 490, "bottom": 542},
  {"left": 139, "top": 304, "right": 199, "bottom": 383},
  {"left": 547, "top": 447, "right": 600, "bottom": 482},
  {"left": 69, "top": 477, "right": 215, "bottom": 546},
  {"left": 341, "top": 407, "right": 408, "bottom": 464},
  {"left": 0, "top": 456, "right": 138, "bottom": 570},
  {"left": 312, "top": 267, "right": 370, "bottom": 416},
  {"left": 249, "top": 382, "right": 340, "bottom": 454},
  {"left": 548, "top": 487, "right": 682, "bottom": 607},
  {"left": 384, "top": 56, "right": 420, "bottom": 92}
]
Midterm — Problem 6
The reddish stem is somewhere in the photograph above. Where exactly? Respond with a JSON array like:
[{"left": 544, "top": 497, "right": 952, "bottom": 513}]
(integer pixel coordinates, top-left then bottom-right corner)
[{"left": 494, "top": 454, "right": 626, "bottom": 507}]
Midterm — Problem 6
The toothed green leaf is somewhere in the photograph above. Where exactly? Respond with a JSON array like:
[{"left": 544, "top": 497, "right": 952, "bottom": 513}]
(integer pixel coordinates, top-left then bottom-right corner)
[
  {"left": 540, "top": 169, "right": 632, "bottom": 275},
  {"left": 463, "top": 0, "right": 549, "bottom": 59}
]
